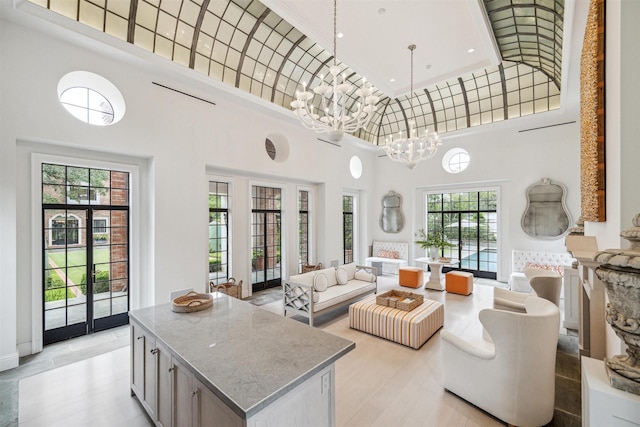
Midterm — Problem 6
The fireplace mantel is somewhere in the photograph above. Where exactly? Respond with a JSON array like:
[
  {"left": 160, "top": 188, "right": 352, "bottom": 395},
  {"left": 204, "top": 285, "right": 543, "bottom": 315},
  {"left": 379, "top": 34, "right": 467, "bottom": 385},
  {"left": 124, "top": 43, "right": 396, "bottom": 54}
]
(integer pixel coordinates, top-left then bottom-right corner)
[{"left": 574, "top": 251, "right": 606, "bottom": 360}]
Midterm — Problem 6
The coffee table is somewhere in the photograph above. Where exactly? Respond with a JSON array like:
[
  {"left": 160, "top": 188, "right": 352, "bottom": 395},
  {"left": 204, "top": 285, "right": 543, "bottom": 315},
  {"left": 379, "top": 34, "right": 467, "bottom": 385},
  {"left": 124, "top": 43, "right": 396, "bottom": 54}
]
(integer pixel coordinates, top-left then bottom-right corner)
[{"left": 349, "top": 293, "right": 444, "bottom": 349}]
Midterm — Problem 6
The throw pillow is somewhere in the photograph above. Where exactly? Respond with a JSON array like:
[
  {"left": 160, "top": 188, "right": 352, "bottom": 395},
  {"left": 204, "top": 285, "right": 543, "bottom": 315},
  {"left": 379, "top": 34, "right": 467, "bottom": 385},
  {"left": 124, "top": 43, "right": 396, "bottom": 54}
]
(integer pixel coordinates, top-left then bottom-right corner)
[
  {"left": 341, "top": 262, "right": 357, "bottom": 280},
  {"left": 336, "top": 268, "right": 348, "bottom": 285},
  {"left": 354, "top": 269, "right": 375, "bottom": 282},
  {"left": 376, "top": 250, "right": 400, "bottom": 259},
  {"left": 313, "top": 273, "right": 328, "bottom": 292}
]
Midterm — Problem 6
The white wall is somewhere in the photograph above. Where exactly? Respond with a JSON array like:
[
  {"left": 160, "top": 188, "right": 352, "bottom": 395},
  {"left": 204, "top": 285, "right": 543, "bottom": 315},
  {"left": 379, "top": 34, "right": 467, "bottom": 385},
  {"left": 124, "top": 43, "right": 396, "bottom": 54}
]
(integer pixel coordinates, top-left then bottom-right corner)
[
  {"left": 370, "top": 114, "right": 581, "bottom": 283},
  {"left": 0, "top": 1, "right": 595, "bottom": 370},
  {"left": 364, "top": 0, "right": 590, "bottom": 283},
  {"left": 0, "top": 11, "right": 378, "bottom": 364}
]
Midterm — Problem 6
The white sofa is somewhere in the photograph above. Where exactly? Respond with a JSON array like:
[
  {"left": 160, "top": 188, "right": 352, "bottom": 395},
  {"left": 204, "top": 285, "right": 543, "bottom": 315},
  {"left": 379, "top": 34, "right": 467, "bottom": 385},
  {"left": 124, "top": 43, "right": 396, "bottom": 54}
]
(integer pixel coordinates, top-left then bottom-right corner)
[
  {"left": 365, "top": 241, "right": 408, "bottom": 275},
  {"left": 509, "top": 249, "right": 574, "bottom": 292},
  {"left": 283, "top": 263, "right": 377, "bottom": 326}
]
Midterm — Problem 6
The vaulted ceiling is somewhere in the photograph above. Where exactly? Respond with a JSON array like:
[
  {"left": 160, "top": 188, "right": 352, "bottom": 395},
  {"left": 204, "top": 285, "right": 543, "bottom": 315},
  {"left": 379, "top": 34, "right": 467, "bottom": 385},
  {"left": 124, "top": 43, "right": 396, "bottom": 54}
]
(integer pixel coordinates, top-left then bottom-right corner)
[{"left": 25, "top": 0, "right": 566, "bottom": 145}]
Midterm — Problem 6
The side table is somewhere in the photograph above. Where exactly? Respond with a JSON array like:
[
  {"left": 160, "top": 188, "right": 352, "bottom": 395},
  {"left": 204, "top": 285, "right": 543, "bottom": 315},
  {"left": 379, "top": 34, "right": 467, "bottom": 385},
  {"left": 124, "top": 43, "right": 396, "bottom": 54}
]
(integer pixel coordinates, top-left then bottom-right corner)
[{"left": 415, "top": 257, "right": 448, "bottom": 291}]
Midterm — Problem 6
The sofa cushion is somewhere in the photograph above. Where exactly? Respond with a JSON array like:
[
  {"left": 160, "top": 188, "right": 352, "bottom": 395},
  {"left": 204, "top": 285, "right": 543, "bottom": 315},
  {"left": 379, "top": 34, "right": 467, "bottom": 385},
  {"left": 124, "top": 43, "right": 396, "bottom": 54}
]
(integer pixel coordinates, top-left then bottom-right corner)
[
  {"left": 288, "top": 273, "right": 315, "bottom": 289},
  {"left": 313, "top": 280, "right": 377, "bottom": 312},
  {"left": 336, "top": 268, "right": 348, "bottom": 285},
  {"left": 341, "top": 262, "right": 357, "bottom": 280},
  {"left": 313, "top": 273, "right": 328, "bottom": 292},
  {"left": 509, "top": 272, "right": 531, "bottom": 293}
]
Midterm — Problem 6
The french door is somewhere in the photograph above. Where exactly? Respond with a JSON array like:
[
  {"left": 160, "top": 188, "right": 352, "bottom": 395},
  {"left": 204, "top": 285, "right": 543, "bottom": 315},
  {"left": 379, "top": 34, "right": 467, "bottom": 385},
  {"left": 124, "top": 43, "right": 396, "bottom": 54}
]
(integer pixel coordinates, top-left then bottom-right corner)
[
  {"left": 42, "top": 164, "right": 129, "bottom": 345},
  {"left": 251, "top": 186, "right": 282, "bottom": 292},
  {"left": 426, "top": 190, "right": 497, "bottom": 279}
]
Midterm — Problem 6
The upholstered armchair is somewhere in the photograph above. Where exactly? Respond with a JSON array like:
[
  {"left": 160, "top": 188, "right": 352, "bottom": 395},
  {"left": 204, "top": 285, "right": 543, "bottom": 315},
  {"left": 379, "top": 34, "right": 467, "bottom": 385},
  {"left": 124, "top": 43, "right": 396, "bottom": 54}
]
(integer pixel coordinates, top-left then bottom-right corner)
[
  {"left": 495, "top": 266, "right": 563, "bottom": 312},
  {"left": 441, "top": 296, "right": 560, "bottom": 427}
]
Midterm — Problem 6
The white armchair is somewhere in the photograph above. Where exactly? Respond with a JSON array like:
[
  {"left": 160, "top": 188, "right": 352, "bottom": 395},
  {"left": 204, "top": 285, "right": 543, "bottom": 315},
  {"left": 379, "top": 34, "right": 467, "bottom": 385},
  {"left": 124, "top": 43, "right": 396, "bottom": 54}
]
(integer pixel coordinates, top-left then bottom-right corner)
[
  {"left": 441, "top": 296, "right": 560, "bottom": 427},
  {"left": 495, "top": 267, "right": 562, "bottom": 312}
]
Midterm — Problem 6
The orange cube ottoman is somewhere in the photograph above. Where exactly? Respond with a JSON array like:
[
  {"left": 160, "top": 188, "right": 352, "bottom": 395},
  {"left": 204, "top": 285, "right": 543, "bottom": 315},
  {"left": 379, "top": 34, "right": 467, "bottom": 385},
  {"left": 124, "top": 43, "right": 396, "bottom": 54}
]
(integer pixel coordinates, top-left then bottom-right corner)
[
  {"left": 445, "top": 271, "right": 473, "bottom": 295},
  {"left": 399, "top": 267, "right": 424, "bottom": 288}
]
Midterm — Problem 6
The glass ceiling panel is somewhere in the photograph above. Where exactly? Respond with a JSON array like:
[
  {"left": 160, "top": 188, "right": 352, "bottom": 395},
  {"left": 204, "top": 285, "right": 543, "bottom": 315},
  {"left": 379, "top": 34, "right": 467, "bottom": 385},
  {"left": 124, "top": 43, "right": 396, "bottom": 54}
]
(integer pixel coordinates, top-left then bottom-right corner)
[
  {"left": 29, "top": 0, "right": 565, "bottom": 147},
  {"left": 483, "top": 0, "right": 563, "bottom": 88}
]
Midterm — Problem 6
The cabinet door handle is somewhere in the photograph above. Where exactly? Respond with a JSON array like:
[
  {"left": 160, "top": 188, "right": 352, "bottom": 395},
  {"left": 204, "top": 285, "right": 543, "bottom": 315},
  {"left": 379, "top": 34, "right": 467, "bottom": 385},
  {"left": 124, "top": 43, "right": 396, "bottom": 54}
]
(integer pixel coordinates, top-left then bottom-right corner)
[
  {"left": 136, "top": 336, "right": 143, "bottom": 340},
  {"left": 191, "top": 390, "right": 198, "bottom": 397},
  {"left": 150, "top": 348, "right": 158, "bottom": 355},
  {"left": 168, "top": 367, "right": 175, "bottom": 372}
]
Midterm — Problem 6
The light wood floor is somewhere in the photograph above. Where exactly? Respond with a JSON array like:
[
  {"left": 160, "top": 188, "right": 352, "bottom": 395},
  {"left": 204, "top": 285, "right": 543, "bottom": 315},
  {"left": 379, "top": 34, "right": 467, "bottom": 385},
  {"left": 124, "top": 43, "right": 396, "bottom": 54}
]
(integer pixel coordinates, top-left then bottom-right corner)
[
  {"left": 18, "top": 277, "right": 522, "bottom": 426},
  {"left": 321, "top": 278, "right": 508, "bottom": 427}
]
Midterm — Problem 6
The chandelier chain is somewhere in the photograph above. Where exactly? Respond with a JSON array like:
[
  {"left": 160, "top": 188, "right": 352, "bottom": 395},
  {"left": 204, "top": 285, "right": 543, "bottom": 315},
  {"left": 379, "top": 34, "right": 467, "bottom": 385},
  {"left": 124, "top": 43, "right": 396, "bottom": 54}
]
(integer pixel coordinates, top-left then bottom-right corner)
[
  {"left": 333, "top": 0, "right": 337, "bottom": 66},
  {"left": 409, "top": 44, "right": 415, "bottom": 122},
  {"left": 382, "top": 43, "right": 442, "bottom": 169},
  {"left": 289, "top": 0, "right": 379, "bottom": 142}
]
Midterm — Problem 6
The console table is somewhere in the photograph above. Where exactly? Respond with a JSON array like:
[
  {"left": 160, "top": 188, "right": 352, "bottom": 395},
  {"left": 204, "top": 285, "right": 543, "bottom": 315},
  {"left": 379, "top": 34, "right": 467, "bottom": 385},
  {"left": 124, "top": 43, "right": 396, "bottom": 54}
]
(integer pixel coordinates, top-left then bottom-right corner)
[
  {"left": 129, "top": 293, "right": 354, "bottom": 426},
  {"left": 573, "top": 251, "right": 606, "bottom": 360},
  {"left": 565, "top": 236, "right": 606, "bottom": 360}
]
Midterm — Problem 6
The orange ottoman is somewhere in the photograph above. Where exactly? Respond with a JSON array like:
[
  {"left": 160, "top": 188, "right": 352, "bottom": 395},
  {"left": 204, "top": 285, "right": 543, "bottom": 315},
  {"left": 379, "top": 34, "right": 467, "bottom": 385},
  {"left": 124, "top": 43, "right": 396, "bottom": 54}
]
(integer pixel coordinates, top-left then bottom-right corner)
[
  {"left": 445, "top": 271, "right": 473, "bottom": 295},
  {"left": 399, "top": 267, "right": 424, "bottom": 288}
]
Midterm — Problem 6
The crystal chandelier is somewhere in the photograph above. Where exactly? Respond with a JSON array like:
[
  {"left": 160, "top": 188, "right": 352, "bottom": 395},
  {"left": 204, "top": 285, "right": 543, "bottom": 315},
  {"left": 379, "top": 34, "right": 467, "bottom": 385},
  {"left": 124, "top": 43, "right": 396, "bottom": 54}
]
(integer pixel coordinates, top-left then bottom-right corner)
[
  {"left": 290, "top": 0, "right": 379, "bottom": 143},
  {"left": 383, "top": 45, "right": 442, "bottom": 169}
]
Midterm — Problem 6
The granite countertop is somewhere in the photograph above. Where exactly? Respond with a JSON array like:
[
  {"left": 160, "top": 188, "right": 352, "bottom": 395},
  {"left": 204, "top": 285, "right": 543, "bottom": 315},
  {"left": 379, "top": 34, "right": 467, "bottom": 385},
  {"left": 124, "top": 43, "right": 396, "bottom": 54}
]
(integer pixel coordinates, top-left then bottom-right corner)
[{"left": 129, "top": 293, "right": 355, "bottom": 419}]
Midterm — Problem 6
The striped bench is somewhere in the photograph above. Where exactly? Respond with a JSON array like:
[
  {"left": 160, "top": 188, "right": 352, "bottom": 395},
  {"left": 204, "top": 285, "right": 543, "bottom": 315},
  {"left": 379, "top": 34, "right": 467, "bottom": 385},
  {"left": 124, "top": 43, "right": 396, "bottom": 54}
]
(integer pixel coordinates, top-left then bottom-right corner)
[{"left": 349, "top": 293, "right": 444, "bottom": 349}]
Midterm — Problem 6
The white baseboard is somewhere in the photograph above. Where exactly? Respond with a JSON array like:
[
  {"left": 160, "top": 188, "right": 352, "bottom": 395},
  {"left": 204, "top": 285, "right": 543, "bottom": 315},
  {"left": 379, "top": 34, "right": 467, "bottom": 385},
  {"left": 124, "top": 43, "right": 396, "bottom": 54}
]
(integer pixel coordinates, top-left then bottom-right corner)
[
  {"left": 17, "top": 341, "right": 33, "bottom": 357},
  {"left": 0, "top": 351, "right": 19, "bottom": 372}
]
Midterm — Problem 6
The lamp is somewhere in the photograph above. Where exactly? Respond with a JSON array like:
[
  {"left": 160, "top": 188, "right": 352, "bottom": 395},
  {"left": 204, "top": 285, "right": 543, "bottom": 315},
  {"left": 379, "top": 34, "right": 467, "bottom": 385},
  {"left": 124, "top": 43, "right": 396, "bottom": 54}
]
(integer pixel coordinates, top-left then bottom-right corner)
[
  {"left": 289, "top": 0, "right": 379, "bottom": 143},
  {"left": 383, "top": 45, "right": 442, "bottom": 169}
]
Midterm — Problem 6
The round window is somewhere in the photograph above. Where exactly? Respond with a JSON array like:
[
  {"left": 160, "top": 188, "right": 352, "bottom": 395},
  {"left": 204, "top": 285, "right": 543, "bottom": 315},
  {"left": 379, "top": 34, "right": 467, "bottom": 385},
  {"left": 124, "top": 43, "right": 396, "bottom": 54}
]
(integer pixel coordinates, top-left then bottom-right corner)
[
  {"left": 442, "top": 148, "right": 470, "bottom": 174},
  {"left": 58, "top": 71, "right": 125, "bottom": 126}
]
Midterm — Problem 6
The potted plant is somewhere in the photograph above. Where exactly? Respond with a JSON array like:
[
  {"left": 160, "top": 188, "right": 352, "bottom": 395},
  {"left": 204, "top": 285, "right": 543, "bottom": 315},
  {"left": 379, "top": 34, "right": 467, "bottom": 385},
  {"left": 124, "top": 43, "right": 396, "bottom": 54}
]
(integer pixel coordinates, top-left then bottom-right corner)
[
  {"left": 252, "top": 249, "right": 264, "bottom": 270},
  {"left": 415, "top": 229, "right": 455, "bottom": 260}
]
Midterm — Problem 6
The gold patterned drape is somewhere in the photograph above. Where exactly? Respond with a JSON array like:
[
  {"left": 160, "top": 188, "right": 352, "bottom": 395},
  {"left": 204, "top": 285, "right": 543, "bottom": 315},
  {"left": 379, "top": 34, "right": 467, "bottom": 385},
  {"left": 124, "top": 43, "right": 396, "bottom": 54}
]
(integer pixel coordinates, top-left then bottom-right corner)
[{"left": 580, "top": 0, "right": 606, "bottom": 222}]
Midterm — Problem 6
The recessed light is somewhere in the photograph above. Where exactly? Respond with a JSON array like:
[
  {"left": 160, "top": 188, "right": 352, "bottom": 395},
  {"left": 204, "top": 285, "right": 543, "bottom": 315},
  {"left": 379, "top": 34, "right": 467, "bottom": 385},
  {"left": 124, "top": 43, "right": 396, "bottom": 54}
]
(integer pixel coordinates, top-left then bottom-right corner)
[
  {"left": 426, "top": 64, "right": 432, "bottom": 70},
  {"left": 390, "top": 78, "right": 395, "bottom": 82},
  {"left": 467, "top": 48, "right": 475, "bottom": 53},
  {"left": 378, "top": 8, "right": 386, "bottom": 15},
  {"left": 337, "top": 32, "right": 344, "bottom": 38}
]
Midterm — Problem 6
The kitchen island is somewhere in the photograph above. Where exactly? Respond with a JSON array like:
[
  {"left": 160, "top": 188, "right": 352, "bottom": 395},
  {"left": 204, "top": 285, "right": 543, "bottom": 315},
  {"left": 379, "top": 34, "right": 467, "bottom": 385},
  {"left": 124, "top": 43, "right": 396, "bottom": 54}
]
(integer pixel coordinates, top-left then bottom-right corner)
[{"left": 129, "top": 292, "right": 355, "bottom": 427}]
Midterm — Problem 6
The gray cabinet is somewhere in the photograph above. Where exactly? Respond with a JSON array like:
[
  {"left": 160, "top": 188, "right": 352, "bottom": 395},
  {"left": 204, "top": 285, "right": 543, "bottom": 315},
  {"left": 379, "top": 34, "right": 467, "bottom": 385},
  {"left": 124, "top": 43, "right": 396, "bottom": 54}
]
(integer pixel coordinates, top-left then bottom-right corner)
[
  {"left": 156, "top": 341, "right": 173, "bottom": 427},
  {"left": 173, "top": 357, "right": 195, "bottom": 427},
  {"left": 131, "top": 323, "right": 157, "bottom": 420},
  {"left": 195, "top": 377, "right": 242, "bottom": 427},
  {"left": 130, "top": 297, "right": 352, "bottom": 427},
  {"left": 131, "top": 323, "right": 145, "bottom": 397},
  {"left": 132, "top": 320, "right": 243, "bottom": 427},
  {"left": 156, "top": 342, "right": 197, "bottom": 427}
]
